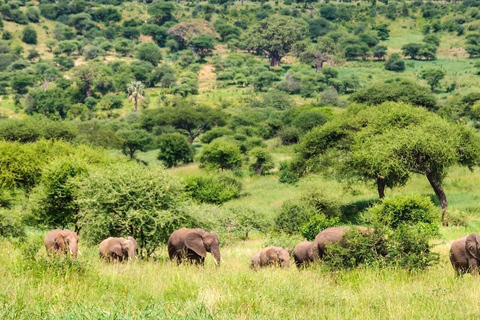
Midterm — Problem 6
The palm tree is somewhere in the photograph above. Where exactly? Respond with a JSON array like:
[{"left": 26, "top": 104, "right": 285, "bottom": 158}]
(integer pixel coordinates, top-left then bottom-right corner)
[{"left": 127, "top": 81, "right": 145, "bottom": 112}]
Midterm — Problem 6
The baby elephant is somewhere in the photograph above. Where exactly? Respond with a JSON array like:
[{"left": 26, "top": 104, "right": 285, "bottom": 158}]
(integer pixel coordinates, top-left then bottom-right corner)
[
  {"left": 450, "top": 233, "right": 480, "bottom": 275},
  {"left": 99, "top": 236, "right": 137, "bottom": 262},
  {"left": 251, "top": 246, "right": 290, "bottom": 269},
  {"left": 293, "top": 241, "right": 315, "bottom": 268}
]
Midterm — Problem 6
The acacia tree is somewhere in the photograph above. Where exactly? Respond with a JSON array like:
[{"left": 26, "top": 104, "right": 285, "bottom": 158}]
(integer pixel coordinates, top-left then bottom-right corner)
[
  {"left": 242, "top": 16, "right": 309, "bottom": 67},
  {"left": 295, "top": 102, "right": 480, "bottom": 226},
  {"left": 141, "top": 104, "right": 227, "bottom": 144},
  {"left": 296, "top": 37, "right": 338, "bottom": 72},
  {"left": 420, "top": 68, "right": 445, "bottom": 91},
  {"left": 127, "top": 81, "right": 145, "bottom": 112}
]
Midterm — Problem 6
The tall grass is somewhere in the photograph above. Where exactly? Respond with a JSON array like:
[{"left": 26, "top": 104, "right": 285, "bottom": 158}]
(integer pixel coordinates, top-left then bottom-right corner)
[{"left": 1, "top": 231, "right": 480, "bottom": 319}]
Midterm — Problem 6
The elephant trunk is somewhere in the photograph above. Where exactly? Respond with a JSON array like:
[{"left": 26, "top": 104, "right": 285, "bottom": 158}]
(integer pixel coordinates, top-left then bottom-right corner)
[{"left": 211, "top": 247, "right": 221, "bottom": 267}]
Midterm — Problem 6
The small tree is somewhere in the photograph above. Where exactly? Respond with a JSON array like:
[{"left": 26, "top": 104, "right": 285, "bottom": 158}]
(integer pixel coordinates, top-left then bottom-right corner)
[
  {"left": 401, "top": 43, "right": 422, "bottom": 59},
  {"left": 127, "top": 81, "right": 145, "bottom": 112},
  {"left": 242, "top": 16, "right": 309, "bottom": 67},
  {"left": 117, "top": 129, "right": 154, "bottom": 160},
  {"left": 157, "top": 133, "right": 194, "bottom": 168},
  {"left": 75, "top": 164, "right": 188, "bottom": 258},
  {"left": 372, "top": 45, "right": 387, "bottom": 60},
  {"left": 22, "top": 26, "right": 37, "bottom": 44},
  {"left": 189, "top": 34, "right": 215, "bottom": 59},
  {"left": 384, "top": 53, "right": 405, "bottom": 72},
  {"left": 199, "top": 138, "right": 243, "bottom": 171},
  {"left": 420, "top": 68, "right": 445, "bottom": 91},
  {"left": 249, "top": 147, "right": 274, "bottom": 175},
  {"left": 136, "top": 42, "right": 162, "bottom": 66}
]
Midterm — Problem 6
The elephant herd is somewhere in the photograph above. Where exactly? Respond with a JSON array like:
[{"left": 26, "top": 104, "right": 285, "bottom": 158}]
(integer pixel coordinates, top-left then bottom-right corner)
[{"left": 43, "top": 227, "right": 480, "bottom": 275}]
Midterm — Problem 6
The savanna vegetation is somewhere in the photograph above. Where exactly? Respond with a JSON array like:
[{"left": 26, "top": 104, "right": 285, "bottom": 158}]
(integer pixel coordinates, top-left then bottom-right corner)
[{"left": 2, "top": 0, "right": 480, "bottom": 318}]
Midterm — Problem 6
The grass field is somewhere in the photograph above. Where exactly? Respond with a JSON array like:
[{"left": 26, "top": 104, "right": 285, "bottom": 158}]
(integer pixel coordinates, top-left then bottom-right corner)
[
  {"left": 1, "top": 229, "right": 480, "bottom": 320},
  {"left": 1, "top": 163, "right": 480, "bottom": 319}
]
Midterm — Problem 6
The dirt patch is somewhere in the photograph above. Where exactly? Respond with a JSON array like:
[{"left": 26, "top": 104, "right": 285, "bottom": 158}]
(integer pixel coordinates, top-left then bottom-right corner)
[
  {"left": 139, "top": 35, "right": 153, "bottom": 42},
  {"left": 198, "top": 64, "right": 216, "bottom": 92}
]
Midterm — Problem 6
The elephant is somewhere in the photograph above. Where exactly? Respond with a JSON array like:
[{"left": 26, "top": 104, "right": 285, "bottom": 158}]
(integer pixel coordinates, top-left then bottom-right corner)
[
  {"left": 450, "top": 233, "right": 480, "bottom": 275},
  {"left": 99, "top": 237, "right": 137, "bottom": 262},
  {"left": 251, "top": 246, "right": 290, "bottom": 269},
  {"left": 168, "top": 228, "right": 221, "bottom": 266},
  {"left": 44, "top": 229, "right": 79, "bottom": 259},
  {"left": 293, "top": 241, "right": 315, "bottom": 268},
  {"left": 313, "top": 226, "right": 372, "bottom": 259}
]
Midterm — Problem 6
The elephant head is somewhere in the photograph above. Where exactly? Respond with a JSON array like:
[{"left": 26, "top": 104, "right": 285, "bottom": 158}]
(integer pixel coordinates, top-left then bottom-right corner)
[
  {"left": 128, "top": 236, "right": 138, "bottom": 254},
  {"left": 120, "top": 239, "right": 136, "bottom": 260},
  {"left": 466, "top": 233, "right": 480, "bottom": 261},
  {"left": 185, "top": 230, "right": 221, "bottom": 266},
  {"left": 277, "top": 248, "right": 290, "bottom": 268},
  {"left": 59, "top": 230, "right": 79, "bottom": 259}
]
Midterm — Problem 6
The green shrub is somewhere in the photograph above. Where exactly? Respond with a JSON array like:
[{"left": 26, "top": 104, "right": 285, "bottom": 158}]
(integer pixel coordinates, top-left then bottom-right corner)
[
  {"left": 362, "top": 194, "right": 438, "bottom": 230},
  {"left": 278, "top": 161, "right": 299, "bottom": 184},
  {"left": 275, "top": 191, "right": 341, "bottom": 235},
  {"left": 248, "top": 147, "right": 274, "bottom": 175},
  {"left": 184, "top": 174, "right": 243, "bottom": 204},
  {"left": 157, "top": 133, "right": 193, "bottom": 168},
  {"left": 199, "top": 138, "right": 243, "bottom": 170},
  {"left": 220, "top": 205, "right": 270, "bottom": 239},
  {"left": 323, "top": 195, "right": 440, "bottom": 271},
  {"left": 262, "top": 232, "right": 304, "bottom": 250},
  {"left": 0, "top": 208, "right": 25, "bottom": 238},
  {"left": 278, "top": 126, "right": 300, "bottom": 145},
  {"left": 300, "top": 214, "right": 340, "bottom": 241},
  {"left": 75, "top": 164, "right": 188, "bottom": 258},
  {"left": 200, "top": 127, "right": 234, "bottom": 144}
]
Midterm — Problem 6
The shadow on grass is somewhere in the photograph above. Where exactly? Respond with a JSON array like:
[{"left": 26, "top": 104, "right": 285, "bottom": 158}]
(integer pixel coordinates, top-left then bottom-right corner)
[{"left": 340, "top": 198, "right": 379, "bottom": 224}]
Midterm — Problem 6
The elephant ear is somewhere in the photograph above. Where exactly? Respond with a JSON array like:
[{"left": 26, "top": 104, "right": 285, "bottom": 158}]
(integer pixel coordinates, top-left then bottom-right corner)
[
  {"left": 185, "top": 232, "right": 206, "bottom": 258},
  {"left": 110, "top": 243, "right": 124, "bottom": 257},
  {"left": 466, "top": 234, "right": 480, "bottom": 260},
  {"left": 55, "top": 231, "right": 67, "bottom": 247}
]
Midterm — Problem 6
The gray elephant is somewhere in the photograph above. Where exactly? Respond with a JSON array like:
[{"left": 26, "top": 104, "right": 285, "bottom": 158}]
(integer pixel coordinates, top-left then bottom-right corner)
[
  {"left": 450, "top": 233, "right": 480, "bottom": 275},
  {"left": 99, "top": 237, "right": 137, "bottom": 262},
  {"left": 313, "top": 226, "right": 372, "bottom": 259},
  {"left": 251, "top": 246, "right": 290, "bottom": 269},
  {"left": 293, "top": 241, "right": 315, "bottom": 268},
  {"left": 44, "top": 229, "right": 79, "bottom": 259},
  {"left": 168, "top": 228, "right": 221, "bottom": 266}
]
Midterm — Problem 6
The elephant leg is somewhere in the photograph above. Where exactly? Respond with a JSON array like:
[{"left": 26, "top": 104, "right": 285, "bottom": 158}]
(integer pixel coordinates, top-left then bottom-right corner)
[{"left": 468, "top": 258, "right": 479, "bottom": 275}]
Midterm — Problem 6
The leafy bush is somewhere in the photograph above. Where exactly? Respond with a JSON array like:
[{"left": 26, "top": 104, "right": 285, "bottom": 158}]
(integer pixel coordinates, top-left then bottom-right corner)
[
  {"left": 220, "top": 205, "right": 270, "bottom": 239},
  {"left": 362, "top": 194, "right": 438, "bottom": 230},
  {"left": 278, "top": 126, "right": 300, "bottom": 145},
  {"left": 157, "top": 133, "right": 194, "bottom": 168},
  {"left": 200, "top": 127, "right": 234, "bottom": 144},
  {"left": 323, "top": 195, "right": 440, "bottom": 270},
  {"left": 278, "top": 161, "right": 299, "bottom": 184},
  {"left": 248, "top": 147, "right": 274, "bottom": 175},
  {"left": 184, "top": 174, "right": 243, "bottom": 204},
  {"left": 275, "top": 191, "right": 341, "bottom": 235},
  {"left": 199, "top": 138, "right": 243, "bottom": 170},
  {"left": 0, "top": 208, "right": 25, "bottom": 238},
  {"left": 75, "top": 164, "right": 189, "bottom": 258}
]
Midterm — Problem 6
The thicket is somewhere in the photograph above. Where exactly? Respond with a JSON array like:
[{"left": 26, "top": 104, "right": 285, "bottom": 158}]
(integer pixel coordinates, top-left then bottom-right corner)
[{"left": 324, "top": 195, "right": 440, "bottom": 270}]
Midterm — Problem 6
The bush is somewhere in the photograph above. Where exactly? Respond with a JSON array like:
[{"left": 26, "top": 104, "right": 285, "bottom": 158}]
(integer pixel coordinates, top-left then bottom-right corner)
[
  {"left": 200, "top": 127, "right": 234, "bottom": 144},
  {"left": 248, "top": 147, "right": 274, "bottom": 175},
  {"left": 157, "top": 133, "right": 194, "bottom": 168},
  {"left": 75, "top": 164, "right": 189, "bottom": 258},
  {"left": 362, "top": 194, "right": 438, "bottom": 229},
  {"left": 0, "top": 209, "right": 25, "bottom": 238},
  {"left": 22, "top": 26, "right": 37, "bottom": 45},
  {"left": 199, "top": 138, "right": 243, "bottom": 170},
  {"left": 278, "top": 161, "right": 299, "bottom": 184},
  {"left": 323, "top": 195, "right": 440, "bottom": 270},
  {"left": 184, "top": 174, "right": 243, "bottom": 204},
  {"left": 275, "top": 191, "right": 341, "bottom": 235},
  {"left": 278, "top": 126, "right": 300, "bottom": 145},
  {"left": 220, "top": 205, "right": 270, "bottom": 239}
]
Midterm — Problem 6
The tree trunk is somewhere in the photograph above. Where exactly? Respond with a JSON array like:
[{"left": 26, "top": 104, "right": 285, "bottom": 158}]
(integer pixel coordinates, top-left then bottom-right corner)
[
  {"left": 316, "top": 60, "right": 324, "bottom": 73},
  {"left": 426, "top": 173, "right": 448, "bottom": 226},
  {"left": 269, "top": 55, "right": 281, "bottom": 68},
  {"left": 188, "top": 134, "right": 195, "bottom": 145},
  {"left": 377, "top": 176, "right": 386, "bottom": 199},
  {"left": 134, "top": 97, "right": 138, "bottom": 112},
  {"left": 85, "top": 84, "right": 92, "bottom": 97},
  {"left": 129, "top": 148, "right": 135, "bottom": 160}
]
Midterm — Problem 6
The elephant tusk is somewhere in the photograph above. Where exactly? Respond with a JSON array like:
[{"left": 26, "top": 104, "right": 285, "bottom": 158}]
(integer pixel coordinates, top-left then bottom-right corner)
[
  {"left": 221, "top": 258, "right": 225, "bottom": 264},
  {"left": 78, "top": 250, "right": 82, "bottom": 256},
  {"left": 213, "top": 258, "right": 218, "bottom": 266},
  {"left": 69, "top": 249, "right": 73, "bottom": 255}
]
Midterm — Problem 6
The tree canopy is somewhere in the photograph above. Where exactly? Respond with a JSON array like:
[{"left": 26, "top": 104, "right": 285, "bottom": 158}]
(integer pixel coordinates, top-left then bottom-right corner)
[{"left": 294, "top": 102, "right": 480, "bottom": 225}]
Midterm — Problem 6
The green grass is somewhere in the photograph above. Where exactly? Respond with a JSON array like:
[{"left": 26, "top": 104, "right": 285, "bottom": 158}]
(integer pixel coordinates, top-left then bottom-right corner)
[{"left": 2, "top": 228, "right": 480, "bottom": 319}]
